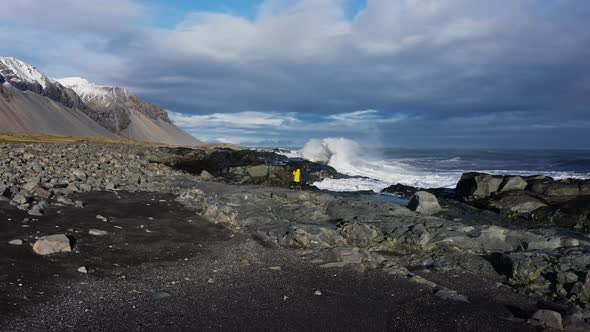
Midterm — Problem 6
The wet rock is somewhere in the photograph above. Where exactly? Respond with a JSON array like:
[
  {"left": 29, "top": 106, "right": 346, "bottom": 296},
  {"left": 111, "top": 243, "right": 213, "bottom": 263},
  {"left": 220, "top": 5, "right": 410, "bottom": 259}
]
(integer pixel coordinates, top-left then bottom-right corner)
[
  {"left": 407, "top": 191, "right": 441, "bottom": 215},
  {"left": 32, "top": 234, "right": 72, "bottom": 255},
  {"left": 529, "top": 310, "right": 563, "bottom": 330},
  {"left": 381, "top": 183, "right": 418, "bottom": 196}
]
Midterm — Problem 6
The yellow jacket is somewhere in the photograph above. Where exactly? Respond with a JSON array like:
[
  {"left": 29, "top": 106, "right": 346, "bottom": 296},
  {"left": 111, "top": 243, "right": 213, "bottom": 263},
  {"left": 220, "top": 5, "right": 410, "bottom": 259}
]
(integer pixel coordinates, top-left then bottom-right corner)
[{"left": 292, "top": 169, "right": 301, "bottom": 183}]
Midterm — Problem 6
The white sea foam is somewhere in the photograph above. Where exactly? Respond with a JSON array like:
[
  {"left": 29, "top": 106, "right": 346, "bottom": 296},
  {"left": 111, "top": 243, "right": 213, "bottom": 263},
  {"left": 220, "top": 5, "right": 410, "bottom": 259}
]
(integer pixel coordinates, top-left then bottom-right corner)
[
  {"left": 274, "top": 149, "right": 302, "bottom": 159},
  {"left": 301, "top": 138, "right": 459, "bottom": 190},
  {"left": 297, "top": 138, "right": 589, "bottom": 193}
]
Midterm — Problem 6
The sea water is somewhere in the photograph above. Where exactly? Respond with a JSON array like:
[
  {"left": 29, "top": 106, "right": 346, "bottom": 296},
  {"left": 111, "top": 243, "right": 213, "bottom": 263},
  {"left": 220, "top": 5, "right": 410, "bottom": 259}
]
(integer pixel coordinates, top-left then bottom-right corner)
[{"left": 271, "top": 138, "right": 590, "bottom": 193}]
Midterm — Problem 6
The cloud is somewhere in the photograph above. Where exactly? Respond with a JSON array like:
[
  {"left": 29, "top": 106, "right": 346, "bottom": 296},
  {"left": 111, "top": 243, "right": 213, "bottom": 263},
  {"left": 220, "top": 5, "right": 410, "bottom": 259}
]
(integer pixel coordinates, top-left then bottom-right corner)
[
  {"left": 2, "top": 0, "right": 590, "bottom": 147},
  {"left": 169, "top": 111, "right": 300, "bottom": 128},
  {"left": 327, "top": 110, "right": 405, "bottom": 123}
]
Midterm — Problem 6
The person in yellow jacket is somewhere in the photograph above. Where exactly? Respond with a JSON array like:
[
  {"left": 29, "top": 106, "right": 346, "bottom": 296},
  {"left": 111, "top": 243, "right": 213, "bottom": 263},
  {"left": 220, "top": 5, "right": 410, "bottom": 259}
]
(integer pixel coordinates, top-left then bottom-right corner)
[{"left": 292, "top": 168, "right": 301, "bottom": 189}]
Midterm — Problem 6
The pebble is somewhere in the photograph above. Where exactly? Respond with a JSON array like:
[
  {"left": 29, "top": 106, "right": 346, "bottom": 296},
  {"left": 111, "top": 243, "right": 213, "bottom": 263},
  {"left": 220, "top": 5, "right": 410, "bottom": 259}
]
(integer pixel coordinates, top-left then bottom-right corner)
[
  {"left": 313, "top": 290, "right": 322, "bottom": 296},
  {"left": 96, "top": 215, "right": 108, "bottom": 222},
  {"left": 77, "top": 266, "right": 88, "bottom": 274},
  {"left": 152, "top": 291, "right": 171, "bottom": 300},
  {"left": 8, "top": 239, "right": 24, "bottom": 246},
  {"left": 88, "top": 229, "right": 108, "bottom": 236},
  {"left": 269, "top": 266, "right": 282, "bottom": 271}
]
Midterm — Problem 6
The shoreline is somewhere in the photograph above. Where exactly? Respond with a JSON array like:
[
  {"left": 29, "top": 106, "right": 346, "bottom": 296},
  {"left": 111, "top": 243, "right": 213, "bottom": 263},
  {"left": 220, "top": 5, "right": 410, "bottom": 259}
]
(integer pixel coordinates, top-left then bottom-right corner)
[{"left": 1, "top": 141, "right": 589, "bottom": 330}]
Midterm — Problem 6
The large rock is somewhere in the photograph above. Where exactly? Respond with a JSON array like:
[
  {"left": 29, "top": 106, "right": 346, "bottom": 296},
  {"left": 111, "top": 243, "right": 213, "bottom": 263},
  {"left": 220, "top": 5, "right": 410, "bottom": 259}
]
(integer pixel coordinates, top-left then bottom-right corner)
[
  {"left": 531, "top": 196, "right": 590, "bottom": 230},
  {"left": 407, "top": 191, "right": 442, "bottom": 215},
  {"left": 32, "top": 234, "right": 72, "bottom": 255},
  {"left": 486, "top": 191, "right": 547, "bottom": 215},
  {"left": 529, "top": 310, "right": 563, "bottom": 330},
  {"left": 529, "top": 182, "right": 580, "bottom": 197},
  {"left": 456, "top": 173, "right": 503, "bottom": 200},
  {"left": 498, "top": 176, "right": 528, "bottom": 192}
]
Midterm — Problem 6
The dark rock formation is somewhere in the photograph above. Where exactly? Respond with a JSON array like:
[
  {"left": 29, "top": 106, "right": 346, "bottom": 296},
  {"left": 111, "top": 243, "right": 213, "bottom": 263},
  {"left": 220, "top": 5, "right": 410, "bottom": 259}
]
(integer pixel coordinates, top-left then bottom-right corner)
[{"left": 161, "top": 148, "right": 339, "bottom": 187}]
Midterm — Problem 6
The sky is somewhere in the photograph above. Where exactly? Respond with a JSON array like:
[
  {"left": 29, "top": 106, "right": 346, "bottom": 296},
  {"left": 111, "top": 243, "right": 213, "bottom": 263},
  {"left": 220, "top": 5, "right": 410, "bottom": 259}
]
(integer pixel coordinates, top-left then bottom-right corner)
[{"left": 1, "top": 0, "right": 590, "bottom": 148}]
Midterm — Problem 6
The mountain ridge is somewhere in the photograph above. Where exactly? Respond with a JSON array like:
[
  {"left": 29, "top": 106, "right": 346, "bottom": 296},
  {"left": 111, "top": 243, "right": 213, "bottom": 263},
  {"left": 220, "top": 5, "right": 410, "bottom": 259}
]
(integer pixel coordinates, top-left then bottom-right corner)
[{"left": 0, "top": 57, "right": 201, "bottom": 146}]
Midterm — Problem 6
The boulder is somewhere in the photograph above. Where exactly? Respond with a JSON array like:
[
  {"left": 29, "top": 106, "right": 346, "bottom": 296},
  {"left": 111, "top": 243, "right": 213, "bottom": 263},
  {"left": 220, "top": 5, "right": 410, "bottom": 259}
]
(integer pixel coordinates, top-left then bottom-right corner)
[
  {"left": 30, "top": 185, "right": 51, "bottom": 199},
  {"left": 486, "top": 191, "right": 547, "bottom": 215},
  {"left": 204, "top": 204, "right": 239, "bottom": 227},
  {"left": 529, "top": 310, "right": 563, "bottom": 330},
  {"left": 12, "top": 193, "right": 29, "bottom": 205},
  {"left": 381, "top": 183, "right": 418, "bottom": 196},
  {"left": 246, "top": 165, "right": 270, "bottom": 178},
  {"left": 32, "top": 234, "right": 72, "bottom": 255},
  {"left": 456, "top": 173, "right": 503, "bottom": 199},
  {"left": 529, "top": 182, "right": 580, "bottom": 197},
  {"left": 407, "top": 191, "right": 442, "bottom": 215},
  {"left": 199, "top": 170, "right": 215, "bottom": 181},
  {"left": 498, "top": 176, "right": 528, "bottom": 192},
  {"left": 531, "top": 196, "right": 590, "bottom": 230}
]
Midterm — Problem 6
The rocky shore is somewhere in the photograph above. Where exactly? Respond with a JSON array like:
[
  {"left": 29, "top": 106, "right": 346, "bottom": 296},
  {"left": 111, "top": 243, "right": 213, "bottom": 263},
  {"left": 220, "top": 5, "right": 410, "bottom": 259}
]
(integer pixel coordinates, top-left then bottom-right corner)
[{"left": 1, "top": 141, "right": 590, "bottom": 331}]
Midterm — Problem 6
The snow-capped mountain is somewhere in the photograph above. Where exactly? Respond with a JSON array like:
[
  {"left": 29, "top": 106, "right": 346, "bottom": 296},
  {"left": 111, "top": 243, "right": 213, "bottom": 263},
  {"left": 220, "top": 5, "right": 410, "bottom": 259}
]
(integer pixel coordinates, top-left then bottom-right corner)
[
  {"left": 57, "top": 77, "right": 200, "bottom": 145},
  {"left": 0, "top": 57, "right": 54, "bottom": 89},
  {"left": 0, "top": 57, "right": 201, "bottom": 146},
  {"left": 0, "top": 57, "right": 116, "bottom": 138}
]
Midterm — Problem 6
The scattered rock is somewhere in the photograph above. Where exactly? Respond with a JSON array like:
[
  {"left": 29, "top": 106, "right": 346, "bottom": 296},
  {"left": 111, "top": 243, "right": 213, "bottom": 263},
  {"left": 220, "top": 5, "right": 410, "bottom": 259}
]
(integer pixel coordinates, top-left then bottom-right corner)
[
  {"left": 152, "top": 291, "right": 171, "bottom": 300},
  {"left": 77, "top": 266, "right": 88, "bottom": 274},
  {"left": 32, "top": 234, "right": 72, "bottom": 255},
  {"left": 313, "top": 289, "right": 322, "bottom": 296},
  {"left": 529, "top": 309, "right": 563, "bottom": 330},
  {"left": 27, "top": 208, "right": 44, "bottom": 216},
  {"left": 407, "top": 191, "right": 442, "bottom": 215},
  {"left": 88, "top": 229, "right": 108, "bottom": 236},
  {"left": 200, "top": 170, "right": 215, "bottom": 180},
  {"left": 8, "top": 239, "right": 24, "bottom": 246},
  {"left": 96, "top": 215, "right": 108, "bottom": 222},
  {"left": 434, "top": 288, "right": 469, "bottom": 303}
]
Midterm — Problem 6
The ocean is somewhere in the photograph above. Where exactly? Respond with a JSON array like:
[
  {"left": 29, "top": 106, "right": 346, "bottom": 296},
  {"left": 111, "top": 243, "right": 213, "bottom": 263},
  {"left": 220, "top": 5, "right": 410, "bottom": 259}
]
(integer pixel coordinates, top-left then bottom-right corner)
[{"left": 271, "top": 138, "right": 590, "bottom": 193}]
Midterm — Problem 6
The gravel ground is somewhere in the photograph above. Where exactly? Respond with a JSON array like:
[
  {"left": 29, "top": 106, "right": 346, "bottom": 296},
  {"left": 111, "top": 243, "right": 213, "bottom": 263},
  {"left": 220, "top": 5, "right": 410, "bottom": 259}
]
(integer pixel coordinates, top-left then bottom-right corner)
[{"left": 0, "top": 191, "right": 535, "bottom": 331}]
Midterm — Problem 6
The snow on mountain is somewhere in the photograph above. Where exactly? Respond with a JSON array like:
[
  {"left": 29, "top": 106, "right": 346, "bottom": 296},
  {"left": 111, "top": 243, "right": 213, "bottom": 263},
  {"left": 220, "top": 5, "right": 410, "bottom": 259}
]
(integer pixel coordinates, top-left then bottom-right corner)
[
  {"left": 0, "top": 57, "right": 54, "bottom": 89},
  {"left": 56, "top": 77, "right": 114, "bottom": 105},
  {"left": 0, "top": 57, "right": 201, "bottom": 146}
]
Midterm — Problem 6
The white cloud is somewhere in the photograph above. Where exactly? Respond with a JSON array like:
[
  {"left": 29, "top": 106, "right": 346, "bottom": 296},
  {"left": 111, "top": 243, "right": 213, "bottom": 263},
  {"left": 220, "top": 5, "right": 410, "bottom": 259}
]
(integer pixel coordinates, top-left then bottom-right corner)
[
  {"left": 169, "top": 111, "right": 300, "bottom": 128},
  {"left": 327, "top": 109, "right": 404, "bottom": 123}
]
